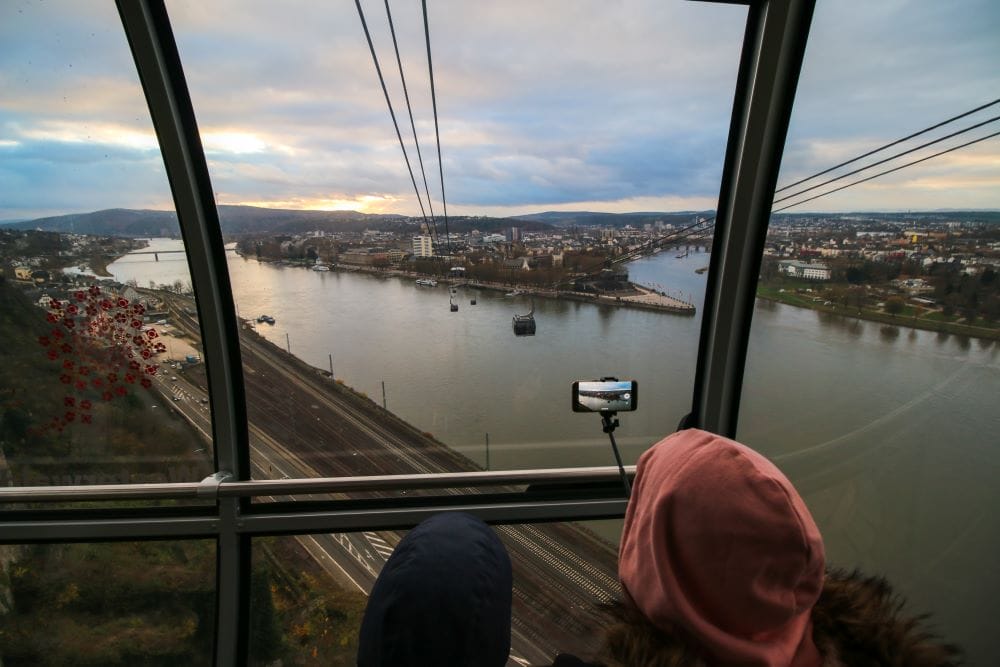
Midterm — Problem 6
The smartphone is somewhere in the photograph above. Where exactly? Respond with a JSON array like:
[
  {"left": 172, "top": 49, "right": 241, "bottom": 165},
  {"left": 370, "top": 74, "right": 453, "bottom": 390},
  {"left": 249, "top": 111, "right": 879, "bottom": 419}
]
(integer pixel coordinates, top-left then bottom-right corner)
[{"left": 572, "top": 379, "right": 638, "bottom": 413}]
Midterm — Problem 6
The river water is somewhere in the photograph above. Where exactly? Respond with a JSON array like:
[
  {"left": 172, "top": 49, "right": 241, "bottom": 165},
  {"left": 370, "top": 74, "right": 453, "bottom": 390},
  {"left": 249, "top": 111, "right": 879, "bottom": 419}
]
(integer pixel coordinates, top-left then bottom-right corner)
[{"left": 109, "top": 238, "right": 999, "bottom": 663}]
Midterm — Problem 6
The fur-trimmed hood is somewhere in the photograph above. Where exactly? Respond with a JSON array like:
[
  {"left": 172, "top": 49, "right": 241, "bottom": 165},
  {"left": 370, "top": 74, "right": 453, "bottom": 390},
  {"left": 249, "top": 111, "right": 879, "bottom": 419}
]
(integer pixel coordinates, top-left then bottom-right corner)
[{"left": 549, "top": 569, "right": 961, "bottom": 667}]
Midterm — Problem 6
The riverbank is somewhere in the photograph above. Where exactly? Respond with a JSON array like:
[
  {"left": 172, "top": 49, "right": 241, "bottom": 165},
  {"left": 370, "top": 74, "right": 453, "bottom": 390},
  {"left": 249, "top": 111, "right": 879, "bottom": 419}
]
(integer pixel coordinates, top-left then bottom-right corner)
[
  {"left": 757, "top": 285, "right": 1000, "bottom": 342},
  {"left": 245, "top": 253, "right": 697, "bottom": 315}
]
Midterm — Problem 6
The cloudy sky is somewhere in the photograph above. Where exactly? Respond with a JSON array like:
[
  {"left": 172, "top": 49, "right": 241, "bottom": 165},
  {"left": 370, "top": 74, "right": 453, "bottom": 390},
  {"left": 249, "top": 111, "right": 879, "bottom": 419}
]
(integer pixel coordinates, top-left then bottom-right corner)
[{"left": 1, "top": 0, "right": 998, "bottom": 221}]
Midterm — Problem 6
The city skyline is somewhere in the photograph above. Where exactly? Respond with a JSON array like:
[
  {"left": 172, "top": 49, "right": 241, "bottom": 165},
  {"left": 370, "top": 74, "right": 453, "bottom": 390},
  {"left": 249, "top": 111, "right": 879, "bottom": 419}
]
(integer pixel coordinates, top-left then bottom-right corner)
[{"left": 1, "top": 0, "right": 998, "bottom": 221}]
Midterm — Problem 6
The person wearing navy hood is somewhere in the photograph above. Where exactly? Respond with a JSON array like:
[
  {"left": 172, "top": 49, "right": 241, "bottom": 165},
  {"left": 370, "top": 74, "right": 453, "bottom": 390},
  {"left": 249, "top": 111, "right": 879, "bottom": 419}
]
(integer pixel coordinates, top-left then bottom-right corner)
[{"left": 357, "top": 512, "right": 513, "bottom": 667}]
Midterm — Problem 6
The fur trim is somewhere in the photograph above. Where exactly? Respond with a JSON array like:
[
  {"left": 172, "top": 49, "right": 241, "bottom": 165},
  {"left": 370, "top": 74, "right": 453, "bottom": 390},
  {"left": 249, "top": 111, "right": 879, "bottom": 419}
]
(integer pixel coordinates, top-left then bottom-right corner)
[
  {"left": 811, "top": 569, "right": 963, "bottom": 667},
  {"left": 559, "top": 570, "right": 962, "bottom": 667}
]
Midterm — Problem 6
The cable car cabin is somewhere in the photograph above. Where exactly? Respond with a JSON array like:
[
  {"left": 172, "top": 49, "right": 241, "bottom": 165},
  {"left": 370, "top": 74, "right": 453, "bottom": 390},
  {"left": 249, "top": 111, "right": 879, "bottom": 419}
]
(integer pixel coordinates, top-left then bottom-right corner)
[
  {"left": 512, "top": 312, "right": 536, "bottom": 336},
  {"left": 1, "top": 1, "right": 996, "bottom": 666}
]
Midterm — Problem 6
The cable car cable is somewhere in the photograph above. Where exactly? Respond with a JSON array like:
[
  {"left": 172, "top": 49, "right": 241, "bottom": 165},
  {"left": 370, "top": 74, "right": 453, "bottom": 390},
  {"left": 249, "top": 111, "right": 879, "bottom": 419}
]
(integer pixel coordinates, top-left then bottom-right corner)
[
  {"left": 354, "top": 0, "right": 432, "bottom": 232},
  {"left": 773, "top": 113, "right": 1000, "bottom": 205},
  {"left": 384, "top": 0, "right": 440, "bottom": 245},
  {"left": 423, "top": 0, "right": 451, "bottom": 253},
  {"left": 775, "top": 97, "right": 1000, "bottom": 193},
  {"left": 772, "top": 128, "right": 1000, "bottom": 213}
]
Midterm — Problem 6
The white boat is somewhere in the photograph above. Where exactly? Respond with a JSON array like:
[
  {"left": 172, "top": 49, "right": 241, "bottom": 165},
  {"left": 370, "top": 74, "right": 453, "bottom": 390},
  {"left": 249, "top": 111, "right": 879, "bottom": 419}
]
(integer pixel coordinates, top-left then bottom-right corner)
[
  {"left": 416, "top": 279, "right": 438, "bottom": 287},
  {"left": 312, "top": 264, "right": 330, "bottom": 271},
  {"left": 504, "top": 289, "right": 524, "bottom": 297}
]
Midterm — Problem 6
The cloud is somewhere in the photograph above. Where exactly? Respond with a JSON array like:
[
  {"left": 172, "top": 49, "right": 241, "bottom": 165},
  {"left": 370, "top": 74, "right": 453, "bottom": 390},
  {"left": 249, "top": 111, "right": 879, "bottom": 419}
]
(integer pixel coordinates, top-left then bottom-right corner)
[{"left": 1, "top": 0, "right": 998, "bottom": 220}]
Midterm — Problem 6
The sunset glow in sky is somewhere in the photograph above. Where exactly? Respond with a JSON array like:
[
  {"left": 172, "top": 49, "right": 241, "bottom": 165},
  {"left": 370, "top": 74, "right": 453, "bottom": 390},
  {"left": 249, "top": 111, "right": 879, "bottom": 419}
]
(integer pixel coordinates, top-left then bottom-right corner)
[{"left": 1, "top": 0, "right": 998, "bottom": 221}]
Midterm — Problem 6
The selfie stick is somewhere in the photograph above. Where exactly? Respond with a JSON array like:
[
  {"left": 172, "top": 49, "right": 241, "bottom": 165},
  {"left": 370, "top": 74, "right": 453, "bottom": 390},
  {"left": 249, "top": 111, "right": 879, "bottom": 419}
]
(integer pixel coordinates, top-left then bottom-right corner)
[{"left": 601, "top": 411, "right": 632, "bottom": 498}]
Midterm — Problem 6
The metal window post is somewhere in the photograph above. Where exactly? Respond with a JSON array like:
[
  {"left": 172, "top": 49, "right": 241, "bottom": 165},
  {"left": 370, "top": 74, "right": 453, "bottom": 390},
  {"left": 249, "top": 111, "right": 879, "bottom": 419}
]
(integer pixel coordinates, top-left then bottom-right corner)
[
  {"left": 689, "top": 0, "right": 816, "bottom": 437},
  {"left": 116, "top": 2, "right": 251, "bottom": 664}
]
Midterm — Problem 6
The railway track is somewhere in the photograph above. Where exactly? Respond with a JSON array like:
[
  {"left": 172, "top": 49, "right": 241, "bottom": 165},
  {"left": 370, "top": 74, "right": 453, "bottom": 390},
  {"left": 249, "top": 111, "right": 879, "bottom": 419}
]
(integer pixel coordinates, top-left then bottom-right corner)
[{"left": 161, "top": 293, "right": 620, "bottom": 661}]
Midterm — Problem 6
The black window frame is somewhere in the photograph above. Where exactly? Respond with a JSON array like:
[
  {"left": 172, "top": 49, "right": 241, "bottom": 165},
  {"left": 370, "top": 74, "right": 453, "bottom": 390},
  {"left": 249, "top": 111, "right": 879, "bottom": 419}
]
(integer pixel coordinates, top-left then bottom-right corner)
[{"left": 0, "top": 1, "right": 816, "bottom": 663}]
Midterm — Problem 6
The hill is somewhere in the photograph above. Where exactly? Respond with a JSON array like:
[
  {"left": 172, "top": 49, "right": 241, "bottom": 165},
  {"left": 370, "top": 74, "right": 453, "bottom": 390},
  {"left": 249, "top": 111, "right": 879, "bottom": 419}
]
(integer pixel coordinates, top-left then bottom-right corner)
[
  {"left": 5, "top": 206, "right": 557, "bottom": 237},
  {"left": 509, "top": 210, "right": 714, "bottom": 228},
  {"left": 6, "top": 206, "right": 407, "bottom": 237}
]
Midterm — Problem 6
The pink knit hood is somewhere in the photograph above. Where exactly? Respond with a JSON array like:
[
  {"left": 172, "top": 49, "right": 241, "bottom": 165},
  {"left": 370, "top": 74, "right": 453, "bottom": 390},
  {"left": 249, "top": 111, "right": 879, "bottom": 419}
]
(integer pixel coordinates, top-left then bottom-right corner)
[{"left": 619, "top": 429, "right": 825, "bottom": 667}]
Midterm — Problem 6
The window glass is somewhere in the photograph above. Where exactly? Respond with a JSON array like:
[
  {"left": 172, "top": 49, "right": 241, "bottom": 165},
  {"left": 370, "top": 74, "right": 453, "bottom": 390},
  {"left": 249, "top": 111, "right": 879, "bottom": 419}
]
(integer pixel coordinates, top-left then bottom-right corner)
[
  {"left": 739, "top": 1, "right": 1000, "bottom": 664},
  {"left": 0, "top": 540, "right": 216, "bottom": 665},
  {"left": 0, "top": 1, "right": 213, "bottom": 487},
  {"left": 165, "top": 0, "right": 747, "bottom": 480},
  {"left": 252, "top": 520, "right": 618, "bottom": 665}
]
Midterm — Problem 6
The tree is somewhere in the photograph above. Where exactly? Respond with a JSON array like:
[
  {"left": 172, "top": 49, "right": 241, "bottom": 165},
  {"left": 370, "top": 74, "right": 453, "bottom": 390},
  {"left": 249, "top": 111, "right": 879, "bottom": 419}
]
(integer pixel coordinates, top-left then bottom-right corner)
[{"left": 884, "top": 296, "right": 905, "bottom": 317}]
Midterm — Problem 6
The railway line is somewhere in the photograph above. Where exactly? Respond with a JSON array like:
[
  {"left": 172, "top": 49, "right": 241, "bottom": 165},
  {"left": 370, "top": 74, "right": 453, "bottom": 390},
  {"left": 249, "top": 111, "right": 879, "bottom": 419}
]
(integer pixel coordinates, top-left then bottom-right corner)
[{"left": 160, "top": 293, "right": 620, "bottom": 661}]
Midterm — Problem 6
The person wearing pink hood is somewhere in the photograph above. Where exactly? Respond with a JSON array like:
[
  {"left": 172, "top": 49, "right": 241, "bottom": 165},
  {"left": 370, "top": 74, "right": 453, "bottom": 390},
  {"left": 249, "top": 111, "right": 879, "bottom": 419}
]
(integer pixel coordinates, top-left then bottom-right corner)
[{"left": 547, "top": 429, "right": 961, "bottom": 667}]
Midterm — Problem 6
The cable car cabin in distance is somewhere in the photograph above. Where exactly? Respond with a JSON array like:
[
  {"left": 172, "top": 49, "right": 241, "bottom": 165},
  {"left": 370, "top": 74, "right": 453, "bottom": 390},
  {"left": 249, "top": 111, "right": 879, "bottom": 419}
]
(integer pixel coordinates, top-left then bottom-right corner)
[
  {"left": 513, "top": 300, "right": 536, "bottom": 335},
  {"left": 1, "top": 0, "right": 998, "bottom": 665}
]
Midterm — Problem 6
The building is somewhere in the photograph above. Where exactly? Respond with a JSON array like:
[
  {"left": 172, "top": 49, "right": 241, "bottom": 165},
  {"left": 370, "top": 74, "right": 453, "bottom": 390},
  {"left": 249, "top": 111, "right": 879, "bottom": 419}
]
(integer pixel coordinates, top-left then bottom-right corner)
[
  {"left": 413, "top": 235, "right": 434, "bottom": 257},
  {"left": 340, "top": 248, "right": 389, "bottom": 266},
  {"left": 503, "top": 256, "right": 531, "bottom": 271},
  {"left": 779, "top": 260, "right": 831, "bottom": 280}
]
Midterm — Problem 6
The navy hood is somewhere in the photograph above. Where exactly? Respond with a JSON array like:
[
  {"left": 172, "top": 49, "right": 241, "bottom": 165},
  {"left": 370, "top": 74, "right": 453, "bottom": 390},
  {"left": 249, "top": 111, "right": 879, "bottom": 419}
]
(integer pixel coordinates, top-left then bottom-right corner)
[{"left": 357, "top": 512, "right": 513, "bottom": 667}]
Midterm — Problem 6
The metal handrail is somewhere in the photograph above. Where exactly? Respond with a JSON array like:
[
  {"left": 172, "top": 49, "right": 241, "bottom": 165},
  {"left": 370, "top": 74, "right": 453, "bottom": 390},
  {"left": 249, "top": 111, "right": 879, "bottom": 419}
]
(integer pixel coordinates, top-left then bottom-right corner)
[{"left": 0, "top": 465, "right": 636, "bottom": 503}]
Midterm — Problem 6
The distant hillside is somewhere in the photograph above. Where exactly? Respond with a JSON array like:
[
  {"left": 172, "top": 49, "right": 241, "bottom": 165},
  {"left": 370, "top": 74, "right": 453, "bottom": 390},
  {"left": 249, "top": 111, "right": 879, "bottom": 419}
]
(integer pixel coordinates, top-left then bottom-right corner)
[
  {"left": 509, "top": 210, "right": 715, "bottom": 228},
  {"left": 8, "top": 206, "right": 405, "bottom": 237},
  {"left": 11, "top": 206, "right": 994, "bottom": 238},
  {"left": 6, "top": 206, "right": 556, "bottom": 237}
]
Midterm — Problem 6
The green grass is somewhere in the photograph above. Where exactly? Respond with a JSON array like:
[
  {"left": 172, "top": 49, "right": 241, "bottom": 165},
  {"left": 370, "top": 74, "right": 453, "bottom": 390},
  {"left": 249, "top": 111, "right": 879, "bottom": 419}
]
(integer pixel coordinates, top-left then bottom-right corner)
[{"left": 756, "top": 283, "right": 1000, "bottom": 341}]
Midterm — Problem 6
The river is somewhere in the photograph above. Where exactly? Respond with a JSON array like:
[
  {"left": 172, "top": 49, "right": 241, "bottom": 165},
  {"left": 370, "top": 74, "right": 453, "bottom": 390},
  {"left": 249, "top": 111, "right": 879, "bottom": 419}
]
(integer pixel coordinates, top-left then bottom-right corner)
[{"left": 108, "top": 238, "right": 999, "bottom": 664}]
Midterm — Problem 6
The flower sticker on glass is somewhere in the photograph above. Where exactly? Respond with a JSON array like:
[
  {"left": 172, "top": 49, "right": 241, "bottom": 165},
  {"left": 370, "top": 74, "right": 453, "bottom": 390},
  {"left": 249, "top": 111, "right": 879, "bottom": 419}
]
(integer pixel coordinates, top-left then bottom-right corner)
[{"left": 38, "top": 288, "right": 169, "bottom": 432}]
